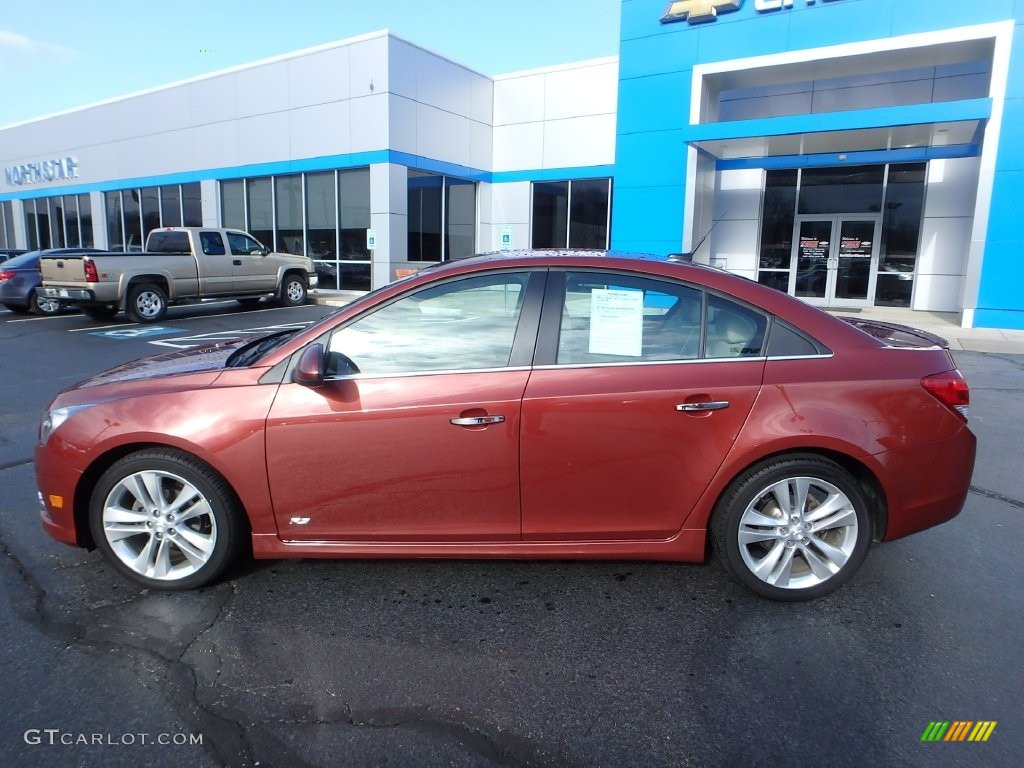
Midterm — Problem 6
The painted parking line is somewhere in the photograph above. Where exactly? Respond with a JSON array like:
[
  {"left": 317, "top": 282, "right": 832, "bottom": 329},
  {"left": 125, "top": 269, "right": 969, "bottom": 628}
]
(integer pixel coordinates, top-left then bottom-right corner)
[
  {"left": 146, "top": 321, "right": 314, "bottom": 349},
  {"left": 88, "top": 326, "right": 182, "bottom": 340}
]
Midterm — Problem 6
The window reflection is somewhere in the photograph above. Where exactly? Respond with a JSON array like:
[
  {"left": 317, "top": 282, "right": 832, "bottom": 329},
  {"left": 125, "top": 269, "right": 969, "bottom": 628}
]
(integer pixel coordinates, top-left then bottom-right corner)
[
  {"left": 328, "top": 273, "right": 529, "bottom": 375},
  {"left": 532, "top": 179, "right": 611, "bottom": 249}
]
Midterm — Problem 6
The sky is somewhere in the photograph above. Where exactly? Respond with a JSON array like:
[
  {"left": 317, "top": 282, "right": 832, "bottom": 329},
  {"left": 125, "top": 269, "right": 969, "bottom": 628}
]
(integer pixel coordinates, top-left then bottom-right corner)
[{"left": 0, "top": 0, "right": 622, "bottom": 128}]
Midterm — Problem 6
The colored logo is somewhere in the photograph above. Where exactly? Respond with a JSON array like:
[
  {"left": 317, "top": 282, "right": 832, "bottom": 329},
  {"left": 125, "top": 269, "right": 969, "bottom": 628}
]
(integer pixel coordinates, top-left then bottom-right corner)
[
  {"left": 921, "top": 721, "right": 997, "bottom": 742},
  {"left": 661, "top": 0, "right": 742, "bottom": 24}
]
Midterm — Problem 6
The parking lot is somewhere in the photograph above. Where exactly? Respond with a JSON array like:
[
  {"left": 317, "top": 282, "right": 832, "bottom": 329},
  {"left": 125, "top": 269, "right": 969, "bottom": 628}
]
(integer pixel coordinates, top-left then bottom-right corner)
[{"left": 0, "top": 301, "right": 1021, "bottom": 767}]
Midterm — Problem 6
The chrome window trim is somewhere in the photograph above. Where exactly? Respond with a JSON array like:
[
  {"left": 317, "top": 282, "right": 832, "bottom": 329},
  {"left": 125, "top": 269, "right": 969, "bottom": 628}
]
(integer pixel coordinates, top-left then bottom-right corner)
[{"left": 323, "top": 365, "right": 533, "bottom": 382}]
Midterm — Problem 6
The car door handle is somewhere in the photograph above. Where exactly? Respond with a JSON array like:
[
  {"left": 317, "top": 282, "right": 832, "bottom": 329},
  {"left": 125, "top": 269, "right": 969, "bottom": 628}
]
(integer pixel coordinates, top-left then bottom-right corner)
[
  {"left": 675, "top": 401, "right": 730, "bottom": 412},
  {"left": 450, "top": 415, "right": 505, "bottom": 426},
  {"left": 233, "top": 259, "right": 242, "bottom": 266}
]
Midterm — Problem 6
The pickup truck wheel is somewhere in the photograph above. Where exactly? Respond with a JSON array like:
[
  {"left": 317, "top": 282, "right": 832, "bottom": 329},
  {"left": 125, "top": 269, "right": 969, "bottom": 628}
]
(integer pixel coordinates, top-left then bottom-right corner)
[
  {"left": 279, "top": 274, "right": 307, "bottom": 307},
  {"left": 127, "top": 283, "right": 168, "bottom": 323},
  {"left": 82, "top": 304, "right": 119, "bottom": 320},
  {"left": 32, "top": 291, "right": 63, "bottom": 316}
]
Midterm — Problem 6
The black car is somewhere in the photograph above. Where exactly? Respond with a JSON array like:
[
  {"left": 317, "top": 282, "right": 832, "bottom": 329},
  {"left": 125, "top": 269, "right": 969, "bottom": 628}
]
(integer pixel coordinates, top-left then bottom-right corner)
[{"left": 0, "top": 248, "right": 104, "bottom": 315}]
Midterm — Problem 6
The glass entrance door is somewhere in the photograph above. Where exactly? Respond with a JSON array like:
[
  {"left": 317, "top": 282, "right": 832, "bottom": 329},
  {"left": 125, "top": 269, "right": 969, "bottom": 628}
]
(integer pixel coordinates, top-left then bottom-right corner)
[{"left": 791, "top": 215, "right": 880, "bottom": 307}]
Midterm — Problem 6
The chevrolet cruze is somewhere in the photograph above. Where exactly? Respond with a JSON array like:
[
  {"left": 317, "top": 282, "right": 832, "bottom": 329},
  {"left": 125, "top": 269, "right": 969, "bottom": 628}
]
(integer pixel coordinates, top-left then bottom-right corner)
[{"left": 35, "top": 251, "right": 976, "bottom": 600}]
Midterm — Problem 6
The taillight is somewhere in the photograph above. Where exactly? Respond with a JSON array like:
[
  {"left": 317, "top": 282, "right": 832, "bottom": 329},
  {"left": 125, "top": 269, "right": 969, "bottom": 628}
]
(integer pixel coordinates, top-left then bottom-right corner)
[
  {"left": 0, "top": 270, "right": 14, "bottom": 282},
  {"left": 921, "top": 370, "right": 970, "bottom": 421},
  {"left": 83, "top": 258, "right": 99, "bottom": 282}
]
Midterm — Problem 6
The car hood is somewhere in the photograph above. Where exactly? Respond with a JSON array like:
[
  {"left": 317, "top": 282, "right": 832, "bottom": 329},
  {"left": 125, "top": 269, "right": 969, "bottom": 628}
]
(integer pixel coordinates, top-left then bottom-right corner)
[{"left": 69, "top": 339, "right": 247, "bottom": 389}]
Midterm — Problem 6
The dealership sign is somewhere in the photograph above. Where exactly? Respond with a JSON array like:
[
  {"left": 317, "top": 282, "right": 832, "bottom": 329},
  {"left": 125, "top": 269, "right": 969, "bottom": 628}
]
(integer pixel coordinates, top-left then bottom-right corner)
[
  {"left": 4, "top": 156, "right": 78, "bottom": 186},
  {"left": 662, "top": 0, "right": 843, "bottom": 24}
]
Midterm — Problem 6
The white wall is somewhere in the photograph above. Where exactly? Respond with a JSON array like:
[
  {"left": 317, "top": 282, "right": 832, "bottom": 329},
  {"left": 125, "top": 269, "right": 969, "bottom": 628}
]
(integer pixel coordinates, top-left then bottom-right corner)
[
  {"left": 0, "top": 32, "right": 393, "bottom": 191},
  {"left": 707, "top": 167, "right": 762, "bottom": 277},
  {"left": 492, "top": 58, "right": 617, "bottom": 173},
  {"left": 914, "top": 156, "right": 980, "bottom": 311}
]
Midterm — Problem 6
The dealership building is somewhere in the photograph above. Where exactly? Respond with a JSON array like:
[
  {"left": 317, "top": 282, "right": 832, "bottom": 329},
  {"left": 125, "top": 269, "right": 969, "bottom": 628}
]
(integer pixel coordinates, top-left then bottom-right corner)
[{"left": 1, "top": 0, "right": 1022, "bottom": 329}]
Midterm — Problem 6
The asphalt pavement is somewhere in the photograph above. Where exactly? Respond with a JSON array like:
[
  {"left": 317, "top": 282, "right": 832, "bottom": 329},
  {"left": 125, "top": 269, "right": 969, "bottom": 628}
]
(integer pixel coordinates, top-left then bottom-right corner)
[{"left": 0, "top": 300, "right": 1020, "bottom": 768}]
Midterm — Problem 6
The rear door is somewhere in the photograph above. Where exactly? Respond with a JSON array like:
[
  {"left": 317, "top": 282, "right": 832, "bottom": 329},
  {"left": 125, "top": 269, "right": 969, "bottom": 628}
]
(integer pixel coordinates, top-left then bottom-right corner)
[{"left": 520, "top": 270, "right": 767, "bottom": 540}]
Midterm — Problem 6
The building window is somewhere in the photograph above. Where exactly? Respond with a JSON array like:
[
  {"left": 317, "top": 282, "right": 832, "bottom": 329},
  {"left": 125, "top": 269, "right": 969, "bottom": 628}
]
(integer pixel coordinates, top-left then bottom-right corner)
[
  {"left": 0, "top": 201, "right": 15, "bottom": 248},
  {"left": 221, "top": 180, "right": 245, "bottom": 230},
  {"left": 23, "top": 195, "right": 94, "bottom": 250},
  {"left": 104, "top": 183, "right": 201, "bottom": 251},
  {"left": 755, "top": 163, "right": 924, "bottom": 307},
  {"left": 220, "top": 168, "right": 372, "bottom": 290},
  {"left": 275, "top": 175, "right": 304, "bottom": 255},
  {"left": 407, "top": 170, "right": 476, "bottom": 262},
  {"left": 757, "top": 169, "right": 798, "bottom": 292},
  {"left": 798, "top": 165, "right": 884, "bottom": 215},
  {"left": 337, "top": 168, "right": 371, "bottom": 290},
  {"left": 531, "top": 178, "right": 611, "bottom": 249},
  {"left": 876, "top": 163, "right": 926, "bottom": 308},
  {"left": 247, "top": 178, "right": 273, "bottom": 251}
]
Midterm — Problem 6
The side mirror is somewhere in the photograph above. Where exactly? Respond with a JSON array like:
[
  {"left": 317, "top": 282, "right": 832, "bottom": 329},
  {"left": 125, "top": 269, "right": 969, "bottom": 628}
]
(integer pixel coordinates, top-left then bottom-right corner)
[{"left": 293, "top": 343, "right": 325, "bottom": 387}]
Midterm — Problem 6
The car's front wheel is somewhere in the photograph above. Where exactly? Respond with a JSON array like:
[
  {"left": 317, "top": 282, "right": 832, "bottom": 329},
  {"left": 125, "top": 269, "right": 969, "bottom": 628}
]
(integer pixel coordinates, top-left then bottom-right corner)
[
  {"left": 89, "top": 449, "right": 245, "bottom": 590},
  {"left": 279, "top": 274, "right": 307, "bottom": 307},
  {"left": 711, "top": 455, "right": 872, "bottom": 601}
]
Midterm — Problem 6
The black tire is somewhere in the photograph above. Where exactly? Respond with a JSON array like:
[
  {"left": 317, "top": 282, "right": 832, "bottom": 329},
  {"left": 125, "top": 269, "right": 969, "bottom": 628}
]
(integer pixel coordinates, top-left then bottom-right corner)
[
  {"left": 237, "top": 297, "right": 262, "bottom": 309},
  {"left": 3, "top": 303, "right": 30, "bottom": 314},
  {"left": 126, "top": 283, "right": 168, "bottom": 323},
  {"left": 279, "top": 274, "right": 307, "bottom": 307},
  {"left": 88, "top": 449, "right": 245, "bottom": 590},
  {"left": 711, "top": 454, "right": 872, "bottom": 601},
  {"left": 32, "top": 290, "right": 63, "bottom": 316},
  {"left": 82, "top": 304, "right": 119, "bottom": 321}
]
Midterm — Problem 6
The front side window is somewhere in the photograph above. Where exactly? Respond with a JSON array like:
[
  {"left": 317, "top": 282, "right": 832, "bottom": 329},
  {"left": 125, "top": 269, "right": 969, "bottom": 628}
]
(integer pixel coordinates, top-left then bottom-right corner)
[
  {"left": 228, "top": 232, "right": 264, "bottom": 255},
  {"left": 328, "top": 273, "right": 530, "bottom": 376}
]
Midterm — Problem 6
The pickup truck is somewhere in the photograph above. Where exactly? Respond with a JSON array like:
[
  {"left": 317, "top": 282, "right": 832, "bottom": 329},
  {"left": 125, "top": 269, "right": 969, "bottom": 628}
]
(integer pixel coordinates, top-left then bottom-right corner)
[{"left": 39, "top": 227, "right": 318, "bottom": 322}]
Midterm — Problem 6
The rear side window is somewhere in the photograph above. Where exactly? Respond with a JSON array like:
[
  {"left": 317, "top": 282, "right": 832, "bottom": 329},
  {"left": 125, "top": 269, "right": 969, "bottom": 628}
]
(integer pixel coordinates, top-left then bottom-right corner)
[
  {"left": 200, "top": 232, "right": 226, "bottom": 255},
  {"left": 558, "top": 272, "right": 703, "bottom": 364},
  {"left": 555, "top": 271, "right": 768, "bottom": 364},
  {"left": 765, "top": 320, "right": 827, "bottom": 357},
  {"left": 147, "top": 232, "right": 190, "bottom": 253},
  {"left": 705, "top": 295, "right": 767, "bottom": 358}
]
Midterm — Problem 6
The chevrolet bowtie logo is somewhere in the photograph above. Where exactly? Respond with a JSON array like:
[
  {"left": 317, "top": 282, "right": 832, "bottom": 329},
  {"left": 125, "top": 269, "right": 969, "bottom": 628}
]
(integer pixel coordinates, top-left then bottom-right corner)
[{"left": 661, "top": 0, "right": 742, "bottom": 24}]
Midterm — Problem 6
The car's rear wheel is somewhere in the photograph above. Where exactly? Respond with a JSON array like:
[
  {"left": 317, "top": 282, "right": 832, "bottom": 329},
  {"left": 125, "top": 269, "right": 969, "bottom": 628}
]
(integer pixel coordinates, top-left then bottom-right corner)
[
  {"left": 126, "top": 283, "right": 168, "bottom": 323},
  {"left": 711, "top": 455, "right": 872, "bottom": 601},
  {"left": 279, "top": 274, "right": 307, "bottom": 307},
  {"left": 32, "top": 290, "right": 62, "bottom": 316},
  {"left": 89, "top": 449, "right": 244, "bottom": 590},
  {"left": 82, "top": 304, "right": 119, "bottom": 320}
]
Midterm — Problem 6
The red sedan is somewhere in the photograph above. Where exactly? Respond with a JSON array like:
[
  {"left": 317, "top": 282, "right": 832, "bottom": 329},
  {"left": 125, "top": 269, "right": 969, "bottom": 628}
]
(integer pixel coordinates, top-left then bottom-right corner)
[{"left": 35, "top": 251, "right": 975, "bottom": 600}]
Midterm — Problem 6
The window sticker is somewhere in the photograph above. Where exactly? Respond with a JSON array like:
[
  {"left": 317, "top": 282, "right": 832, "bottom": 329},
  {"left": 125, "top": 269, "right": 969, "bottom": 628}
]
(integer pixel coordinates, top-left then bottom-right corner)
[{"left": 589, "top": 288, "right": 643, "bottom": 356}]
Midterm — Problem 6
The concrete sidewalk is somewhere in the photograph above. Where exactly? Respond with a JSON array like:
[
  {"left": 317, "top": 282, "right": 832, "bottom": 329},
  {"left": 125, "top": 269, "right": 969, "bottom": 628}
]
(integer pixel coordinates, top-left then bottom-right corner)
[{"left": 312, "top": 290, "right": 1024, "bottom": 355}]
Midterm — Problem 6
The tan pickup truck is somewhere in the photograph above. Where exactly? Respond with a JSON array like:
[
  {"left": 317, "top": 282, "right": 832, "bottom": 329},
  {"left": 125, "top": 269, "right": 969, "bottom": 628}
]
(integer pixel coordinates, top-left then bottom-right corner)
[{"left": 39, "top": 227, "right": 318, "bottom": 322}]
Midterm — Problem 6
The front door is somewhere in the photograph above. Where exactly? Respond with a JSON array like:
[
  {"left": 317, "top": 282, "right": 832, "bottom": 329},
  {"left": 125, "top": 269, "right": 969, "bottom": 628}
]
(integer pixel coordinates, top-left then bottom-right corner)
[{"left": 791, "top": 216, "right": 880, "bottom": 308}]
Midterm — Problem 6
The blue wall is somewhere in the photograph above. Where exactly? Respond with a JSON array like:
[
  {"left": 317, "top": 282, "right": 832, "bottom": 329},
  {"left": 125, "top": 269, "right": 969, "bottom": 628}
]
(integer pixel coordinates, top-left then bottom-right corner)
[{"left": 613, "top": 0, "right": 1024, "bottom": 329}]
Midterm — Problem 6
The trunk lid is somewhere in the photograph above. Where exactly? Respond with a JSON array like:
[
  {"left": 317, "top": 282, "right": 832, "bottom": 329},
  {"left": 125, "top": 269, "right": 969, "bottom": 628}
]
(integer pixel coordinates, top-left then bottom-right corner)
[{"left": 837, "top": 316, "right": 949, "bottom": 349}]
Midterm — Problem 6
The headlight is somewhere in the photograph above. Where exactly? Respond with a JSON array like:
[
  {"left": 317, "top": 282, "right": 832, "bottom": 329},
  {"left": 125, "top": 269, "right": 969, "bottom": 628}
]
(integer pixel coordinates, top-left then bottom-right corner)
[{"left": 39, "top": 405, "right": 93, "bottom": 446}]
